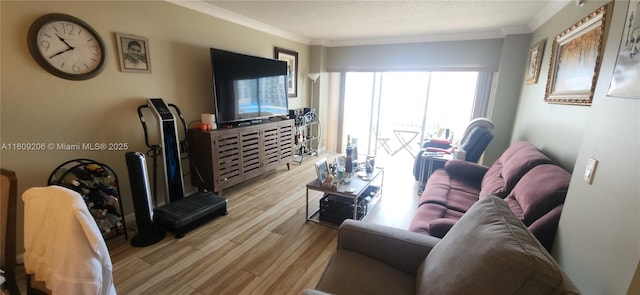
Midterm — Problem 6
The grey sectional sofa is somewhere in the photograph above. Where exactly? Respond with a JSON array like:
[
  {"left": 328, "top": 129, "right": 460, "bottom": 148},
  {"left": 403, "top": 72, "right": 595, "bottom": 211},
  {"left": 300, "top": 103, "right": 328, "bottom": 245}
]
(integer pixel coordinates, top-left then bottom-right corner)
[{"left": 304, "top": 196, "right": 579, "bottom": 295}]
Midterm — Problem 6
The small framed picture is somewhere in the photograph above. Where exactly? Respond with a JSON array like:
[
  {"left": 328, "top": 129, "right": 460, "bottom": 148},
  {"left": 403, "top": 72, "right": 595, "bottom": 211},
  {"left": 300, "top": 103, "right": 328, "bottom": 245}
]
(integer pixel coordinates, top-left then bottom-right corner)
[
  {"left": 314, "top": 158, "right": 329, "bottom": 183},
  {"left": 274, "top": 47, "right": 298, "bottom": 97},
  {"left": 525, "top": 39, "right": 545, "bottom": 84},
  {"left": 115, "top": 32, "right": 151, "bottom": 73}
]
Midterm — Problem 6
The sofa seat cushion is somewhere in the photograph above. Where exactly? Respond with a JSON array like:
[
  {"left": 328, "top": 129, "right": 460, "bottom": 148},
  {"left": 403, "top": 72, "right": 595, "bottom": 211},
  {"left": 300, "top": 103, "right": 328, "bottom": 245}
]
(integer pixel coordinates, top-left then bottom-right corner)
[
  {"left": 418, "top": 170, "right": 480, "bottom": 213},
  {"left": 479, "top": 141, "right": 552, "bottom": 199},
  {"left": 417, "top": 196, "right": 579, "bottom": 295},
  {"left": 409, "top": 203, "right": 465, "bottom": 236},
  {"left": 316, "top": 250, "right": 415, "bottom": 295}
]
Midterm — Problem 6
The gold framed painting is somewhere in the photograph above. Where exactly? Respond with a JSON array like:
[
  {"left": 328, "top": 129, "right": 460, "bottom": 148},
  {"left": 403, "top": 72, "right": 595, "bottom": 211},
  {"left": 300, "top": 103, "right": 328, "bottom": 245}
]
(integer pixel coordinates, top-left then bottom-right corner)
[
  {"left": 525, "top": 39, "right": 545, "bottom": 84},
  {"left": 544, "top": 4, "right": 609, "bottom": 105}
]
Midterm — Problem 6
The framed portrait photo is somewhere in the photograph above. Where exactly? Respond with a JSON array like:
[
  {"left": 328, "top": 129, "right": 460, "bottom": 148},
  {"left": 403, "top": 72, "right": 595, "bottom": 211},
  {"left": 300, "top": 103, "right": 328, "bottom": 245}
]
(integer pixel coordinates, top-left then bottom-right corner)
[
  {"left": 545, "top": 4, "right": 609, "bottom": 105},
  {"left": 274, "top": 47, "right": 298, "bottom": 98},
  {"left": 525, "top": 39, "right": 545, "bottom": 84},
  {"left": 314, "top": 158, "right": 329, "bottom": 184},
  {"left": 608, "top": 0, "right": 640, "bottom": 98},
  {"left": 116, "top": 32, "right": 151, "bottom": 73}
]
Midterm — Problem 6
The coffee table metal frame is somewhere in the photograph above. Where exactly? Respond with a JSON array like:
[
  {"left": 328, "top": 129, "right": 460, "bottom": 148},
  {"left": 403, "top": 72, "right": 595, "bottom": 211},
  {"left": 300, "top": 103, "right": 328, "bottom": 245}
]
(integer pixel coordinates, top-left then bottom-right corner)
[{"left": 306, "top": 168, "right": 384, "bottom": 227}]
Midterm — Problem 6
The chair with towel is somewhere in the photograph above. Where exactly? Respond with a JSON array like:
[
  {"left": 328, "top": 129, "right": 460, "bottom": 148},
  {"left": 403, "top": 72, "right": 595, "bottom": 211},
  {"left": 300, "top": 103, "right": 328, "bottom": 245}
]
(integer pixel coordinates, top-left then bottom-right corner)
[
  {"left": 1, "top": 168, "right": 19, "bottom": 295},
  {"left": 23, "top": 185, "right": 117, "bottom": 295},
  {"left": 413, "top": 118, "right": 494, "bottom": 180}
]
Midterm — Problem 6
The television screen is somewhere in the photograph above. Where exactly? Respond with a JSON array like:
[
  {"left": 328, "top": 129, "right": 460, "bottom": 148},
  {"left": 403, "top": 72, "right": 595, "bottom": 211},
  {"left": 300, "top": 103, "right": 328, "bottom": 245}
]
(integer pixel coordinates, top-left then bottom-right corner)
[{"left": 210, "top": 48, "right": 289, "bottom": 125}]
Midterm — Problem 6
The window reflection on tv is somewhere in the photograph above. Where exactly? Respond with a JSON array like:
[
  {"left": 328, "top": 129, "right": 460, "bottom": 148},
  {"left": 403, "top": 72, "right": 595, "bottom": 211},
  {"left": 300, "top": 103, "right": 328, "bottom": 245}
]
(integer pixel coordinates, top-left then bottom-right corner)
[{"left": 235, "top": 76, "right": 288, "bottom": 120}]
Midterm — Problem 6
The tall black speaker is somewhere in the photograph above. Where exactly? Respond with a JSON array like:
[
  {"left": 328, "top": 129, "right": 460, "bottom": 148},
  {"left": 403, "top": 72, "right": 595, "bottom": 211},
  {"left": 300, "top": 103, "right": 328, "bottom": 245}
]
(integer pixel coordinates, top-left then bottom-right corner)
[{"left": 125, "top": 152, "right": 165, "bottom": 247}]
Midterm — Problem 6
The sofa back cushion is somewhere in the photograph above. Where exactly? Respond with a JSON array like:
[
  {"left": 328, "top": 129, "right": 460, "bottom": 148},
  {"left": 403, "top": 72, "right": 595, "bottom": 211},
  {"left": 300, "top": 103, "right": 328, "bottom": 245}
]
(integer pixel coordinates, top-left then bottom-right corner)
[
  {"left": 504, "top": 164, "right": 570, "bottom": 250},
  {"left": 479, "top": 141, "right": 552, "bottom": 198},
  {"left": 504, "top": 164, "right": 570, "bottom": 226},
  {"left": 417, "top": 196, "right": 579, "bottom": 295}
]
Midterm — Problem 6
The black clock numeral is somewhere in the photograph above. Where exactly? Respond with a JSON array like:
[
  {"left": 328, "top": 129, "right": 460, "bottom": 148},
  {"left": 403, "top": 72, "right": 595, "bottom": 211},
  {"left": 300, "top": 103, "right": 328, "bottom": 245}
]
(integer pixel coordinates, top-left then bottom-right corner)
[
  {"left": 40, "top": 40, "right": 50, "bottom": 51},
  {"left": 63, "top": 23, "right": 72, "bottom": 34},
  {"left": 72, "top": 63, "right": 81, "bottom": 72}
]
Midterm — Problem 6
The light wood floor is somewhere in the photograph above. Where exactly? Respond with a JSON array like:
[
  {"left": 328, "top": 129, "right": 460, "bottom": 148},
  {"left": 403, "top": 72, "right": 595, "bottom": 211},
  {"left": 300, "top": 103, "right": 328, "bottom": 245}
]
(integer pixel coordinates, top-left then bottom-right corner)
[{"left": 17, "top": 151, "right": 421, "bottom": 294}]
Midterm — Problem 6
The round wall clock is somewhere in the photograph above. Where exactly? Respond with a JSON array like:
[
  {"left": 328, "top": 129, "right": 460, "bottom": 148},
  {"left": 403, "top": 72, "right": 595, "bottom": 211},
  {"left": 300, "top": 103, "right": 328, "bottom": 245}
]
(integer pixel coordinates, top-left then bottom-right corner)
[{"left": 27, "top": 13, "right": 106, "bottom": 80}]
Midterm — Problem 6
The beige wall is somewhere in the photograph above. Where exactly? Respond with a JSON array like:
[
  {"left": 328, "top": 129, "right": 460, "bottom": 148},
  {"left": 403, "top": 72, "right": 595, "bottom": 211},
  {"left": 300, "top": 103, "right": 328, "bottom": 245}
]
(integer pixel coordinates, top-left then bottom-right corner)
[
  {"left": 1, "top": 1, "right": 309, "bottom": 254},
  {"left": 511, "top": 1, "right": 640, "bottom": 293},
  {"left": 5, "top": 1, "right": 639, "bottom": 293}
]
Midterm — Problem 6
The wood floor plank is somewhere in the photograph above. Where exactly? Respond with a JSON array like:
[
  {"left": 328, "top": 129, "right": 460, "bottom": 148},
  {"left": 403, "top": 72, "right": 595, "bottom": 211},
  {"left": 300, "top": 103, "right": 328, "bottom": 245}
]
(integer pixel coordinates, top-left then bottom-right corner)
[{"left": 15, "top": 151, "right": 420, "bottom": 294}]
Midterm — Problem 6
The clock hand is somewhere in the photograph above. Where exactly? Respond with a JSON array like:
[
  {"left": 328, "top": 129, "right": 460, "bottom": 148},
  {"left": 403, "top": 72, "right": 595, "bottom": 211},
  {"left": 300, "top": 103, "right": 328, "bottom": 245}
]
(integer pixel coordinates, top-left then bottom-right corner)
[
  {"left": 49, "top": 47, "right": 74, "bottom": 59},
  {"left": 57, "top": 35, "right": 74, "bottom": 50}
]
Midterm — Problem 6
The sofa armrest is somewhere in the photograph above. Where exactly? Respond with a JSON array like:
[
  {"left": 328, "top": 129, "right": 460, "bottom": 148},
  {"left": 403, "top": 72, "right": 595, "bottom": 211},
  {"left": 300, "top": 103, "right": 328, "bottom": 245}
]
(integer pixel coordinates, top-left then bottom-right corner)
[
  {"left": 526, "top": 205, "right": 563, "bottom": 252},
  {"left": 337, "top": 220, "right": 441, "bottom": 274},
  {"left": 444, "top": 160, "right": 489, "bottom": 182},
  {"left": 428, "top": 218, "right": 458, "bottom": 238}
]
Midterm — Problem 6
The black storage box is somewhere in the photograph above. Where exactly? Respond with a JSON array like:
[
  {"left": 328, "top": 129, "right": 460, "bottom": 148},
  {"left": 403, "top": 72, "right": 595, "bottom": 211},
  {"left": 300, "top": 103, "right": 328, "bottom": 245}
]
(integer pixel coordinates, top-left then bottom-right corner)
[
  {"left": 319, "top": 194, "right": 368, "bottom": 225},
  {"left": 154, "top": 191, "right": 228, "bottom": 238}
]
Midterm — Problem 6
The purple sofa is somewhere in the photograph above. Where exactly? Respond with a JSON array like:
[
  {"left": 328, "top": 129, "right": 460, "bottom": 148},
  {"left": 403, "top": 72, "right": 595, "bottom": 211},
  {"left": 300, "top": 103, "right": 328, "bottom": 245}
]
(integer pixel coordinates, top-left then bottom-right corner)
[{"left": 409, "top": 141, "right": 571, "bottom": 251}]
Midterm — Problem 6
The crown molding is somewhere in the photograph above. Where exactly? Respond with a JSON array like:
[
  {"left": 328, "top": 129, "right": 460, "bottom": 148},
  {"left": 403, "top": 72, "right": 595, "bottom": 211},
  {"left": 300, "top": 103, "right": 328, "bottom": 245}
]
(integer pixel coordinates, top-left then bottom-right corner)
[
  {"left": 528, "top": 0, "right": 573, "bottom": 31},
  {"left": 168, "top": 0, "right": 569, "bottom": 48},
  {"left": 315, "top": 26, "right": 534, "bottom": 48},
  {"left": 166, "top": 0, "right": 311, "bottom": 44}
]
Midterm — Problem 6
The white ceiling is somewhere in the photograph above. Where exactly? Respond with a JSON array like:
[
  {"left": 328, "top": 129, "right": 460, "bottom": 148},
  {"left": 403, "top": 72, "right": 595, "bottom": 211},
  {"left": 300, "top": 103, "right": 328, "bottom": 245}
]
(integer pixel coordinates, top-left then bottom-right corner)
[{"left": 169, "top": 0, "right": 572, "bottom": 46}]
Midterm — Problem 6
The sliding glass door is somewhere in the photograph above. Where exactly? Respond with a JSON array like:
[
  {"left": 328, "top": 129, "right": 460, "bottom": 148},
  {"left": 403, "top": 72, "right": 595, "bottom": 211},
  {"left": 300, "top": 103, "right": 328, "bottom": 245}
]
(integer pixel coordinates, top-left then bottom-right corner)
[{"left": 340, "top": 71, "right": 481, "bottom": 164}]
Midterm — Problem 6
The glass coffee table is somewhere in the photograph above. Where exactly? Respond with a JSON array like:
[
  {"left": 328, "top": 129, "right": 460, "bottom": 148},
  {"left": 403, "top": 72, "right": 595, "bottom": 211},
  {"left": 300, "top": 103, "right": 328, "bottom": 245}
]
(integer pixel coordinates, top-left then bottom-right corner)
[{"left": 306, "top": 168, "right": 384, "bottom": 227}]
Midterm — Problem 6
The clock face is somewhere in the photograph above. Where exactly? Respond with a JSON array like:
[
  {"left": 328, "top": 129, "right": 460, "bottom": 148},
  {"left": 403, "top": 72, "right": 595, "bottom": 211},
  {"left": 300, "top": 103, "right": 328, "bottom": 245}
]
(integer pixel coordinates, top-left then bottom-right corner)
[{"left": 28, "top": 14, "right": 106, "bottom": 80}]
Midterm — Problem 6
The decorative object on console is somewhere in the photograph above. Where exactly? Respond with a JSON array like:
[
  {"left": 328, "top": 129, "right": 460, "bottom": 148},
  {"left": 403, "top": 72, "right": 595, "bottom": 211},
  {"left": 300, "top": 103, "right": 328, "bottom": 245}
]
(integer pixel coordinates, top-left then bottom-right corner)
[
  {"left": 608, "top": 0, "right": 640, "bottom": 98},
  {"left": 27, "top": 13, "right": 106, "bottom": 80},
  {"left": 525, "top": 39, "right": 546, "bottom": 84},
  {"left": 545, "top": 3, "right": 609, "bottom": 105},
  {"left": 345, "top": 139, "right": 354, "bottom": 174},
  {"left": 116, "top": 32, "right": 152, "bottom": 73},
  {"left": 315, "top": 158, "right": 329, "bottom": 184},
  {"left": 201, "top": 113, "right": 217, "bottom": 130},
  {"left": 275, "top": 47, "right": 298, "bottom": 97}
]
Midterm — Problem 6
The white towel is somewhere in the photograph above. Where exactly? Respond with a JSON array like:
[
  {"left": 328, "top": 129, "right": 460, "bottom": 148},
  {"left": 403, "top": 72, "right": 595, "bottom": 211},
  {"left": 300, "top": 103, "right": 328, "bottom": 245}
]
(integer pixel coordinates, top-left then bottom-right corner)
[{"left": 23, "top": 185, "right": 116, "bottom": 295}]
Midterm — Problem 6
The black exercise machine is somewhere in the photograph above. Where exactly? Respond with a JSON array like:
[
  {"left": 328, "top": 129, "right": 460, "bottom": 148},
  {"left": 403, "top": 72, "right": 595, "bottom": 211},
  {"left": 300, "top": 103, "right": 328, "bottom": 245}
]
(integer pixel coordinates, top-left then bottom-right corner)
[{"left": 126, "top": 98, "right": 227, "bottom": 245}]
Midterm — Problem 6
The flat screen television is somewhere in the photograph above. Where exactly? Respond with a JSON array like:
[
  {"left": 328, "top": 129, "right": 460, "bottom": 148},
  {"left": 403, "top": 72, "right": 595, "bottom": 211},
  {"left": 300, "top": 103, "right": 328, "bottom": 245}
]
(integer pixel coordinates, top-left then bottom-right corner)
[{"left": 210, "top": 48, "right": 289, "bottom": 125}]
